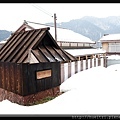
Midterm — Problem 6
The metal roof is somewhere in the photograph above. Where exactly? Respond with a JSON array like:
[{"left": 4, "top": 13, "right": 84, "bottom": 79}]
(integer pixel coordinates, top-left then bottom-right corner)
[{"left": 0, "top": 25, "right": 77, "bottom": 63}]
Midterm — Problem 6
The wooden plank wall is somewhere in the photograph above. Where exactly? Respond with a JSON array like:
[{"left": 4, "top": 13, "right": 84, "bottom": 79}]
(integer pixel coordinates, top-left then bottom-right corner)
[
  {"left": 0, "top": 62, "right": 23, "bottom": 95},
  {"left": 0, "top": 62, "right": 61, "bottom": 96}
]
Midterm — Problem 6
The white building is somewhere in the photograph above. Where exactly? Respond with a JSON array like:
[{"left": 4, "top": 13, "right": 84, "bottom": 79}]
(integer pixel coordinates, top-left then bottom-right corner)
[{"left": 100, "top": 33, "right": 120, "bottom": 55}]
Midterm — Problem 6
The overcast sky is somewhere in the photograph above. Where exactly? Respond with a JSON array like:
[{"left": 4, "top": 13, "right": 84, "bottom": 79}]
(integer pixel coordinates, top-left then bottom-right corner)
[{"left": 1, "top": 3, "right": 120, "bottom": 31}]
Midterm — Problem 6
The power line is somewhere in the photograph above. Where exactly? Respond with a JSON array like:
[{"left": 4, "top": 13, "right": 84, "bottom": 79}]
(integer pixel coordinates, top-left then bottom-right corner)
[
  {"left": 31, "top": 4, "right": 57, "bottom": 41},
  {"left": 32, "top": 5, "right": 57, "bottom": 41},
  {"left": 32, "top": 5, "right": 53, "bottom": 18},
  {"left": 25, "top": 20, "right": 69, "bottom": 30},
  {"left": 30, "top": 4, "right": 69, "bottom": 41},
  {"left": 26, "top": 20, "right": 54, "bottom": 27}
]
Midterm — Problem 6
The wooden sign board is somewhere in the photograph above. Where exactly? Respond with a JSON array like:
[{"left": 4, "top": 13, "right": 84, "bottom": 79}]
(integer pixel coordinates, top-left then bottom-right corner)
[{"left": 36, "top": 69, "right": 51, "bottom": 79}]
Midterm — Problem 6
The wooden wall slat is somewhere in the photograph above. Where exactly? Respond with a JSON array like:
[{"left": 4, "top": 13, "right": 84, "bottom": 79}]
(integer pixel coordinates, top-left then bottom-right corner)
[
  {"left": 51, "top": 62, "right": 61, "bottom": 87},
  {"left": 68, "top": 62, "right": 71, "bottom": 78},
  {"left": 94, "top": 58, "right": 96, "bottom": 67},
  {"left": 86, "top": 59, "right": 88, "bottom": 69},
  {"left": 75, "top": 61, "right": 78, "bottom": 74},
  {"left": 6, "top": 62, "right": 10, "bottom": 91},
  {"left": 4, "top": 63, "right": 7, "bottom": 89},
  {"left": 27, "top": 64, "right": 37, "bottom": 94},
  {"left": 16, "top": 64, "right": 22, "bottom": 95},
  {"left": 81, "top": 60, "right": 83, "bottom": 71},
  {"left": 14, "top": 63, "right": 18, "bottom": 94},
  {"left": 22, "top": 63, "right": 29, "bottom": 96},
  {"left": 0, "top": 62, "right": 4, "bottom": 88},
  {"left": 0, "top": 62, "right": 2, "bottom": 87},
  {"left": 60, "top": 63, "right": 64, "bottom": 83},
  {"left": 90, "top": 58, "right": 92, "bottom": 68},
  {"left": 10, "top": 63, "right": 15, "bottom": 93}
]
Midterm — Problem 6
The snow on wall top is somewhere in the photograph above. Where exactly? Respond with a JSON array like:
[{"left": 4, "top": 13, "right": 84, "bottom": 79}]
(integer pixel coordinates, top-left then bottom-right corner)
[{"left": 65, "top": 48, "right": 106, "bottom": 56}]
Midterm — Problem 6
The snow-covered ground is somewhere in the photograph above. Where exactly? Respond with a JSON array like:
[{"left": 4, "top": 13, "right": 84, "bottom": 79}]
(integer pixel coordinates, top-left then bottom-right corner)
[
  {"left": 107, "top": 55, "right": 120, "bottom": 60},
  {"left": 107, "top": 55, "right": 120, "bottom": 66},
  {"left": 0, "top": 65, "right": 120, "bottom": 115}
]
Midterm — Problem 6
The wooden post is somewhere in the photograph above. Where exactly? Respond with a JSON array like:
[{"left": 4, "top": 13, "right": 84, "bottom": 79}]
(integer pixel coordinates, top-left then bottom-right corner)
[
  {"left": 86, "top": 55, "right": 88, "bottom": 69},
  {"left": 81, "top": 59, "right": 83, "bottom": 71},
  {"left": 94, "top": 54, "right": 96, "bottom": 67},
  {"left": 90, "top": 55, "right": 92, "bottom": 68},
  {"left": 98, "top": 54, "right": 101, "bottom": 66},
  {"left": 103, "top": 53, "right": 107, "bottom": 68},
  {"left": 54, "top": 13, "right": 57, "bottom": 41}
]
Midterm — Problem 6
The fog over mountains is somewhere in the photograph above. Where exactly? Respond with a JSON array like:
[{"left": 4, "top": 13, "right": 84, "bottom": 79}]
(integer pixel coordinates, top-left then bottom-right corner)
[{"left": 1, "top": 16, "right": 120, "bottom": 42}]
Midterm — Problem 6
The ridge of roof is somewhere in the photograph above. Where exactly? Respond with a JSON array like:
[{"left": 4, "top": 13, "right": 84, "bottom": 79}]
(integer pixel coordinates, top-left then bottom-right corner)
[{"left": 12, "top": 22, "right": 50, "bottom": 35}]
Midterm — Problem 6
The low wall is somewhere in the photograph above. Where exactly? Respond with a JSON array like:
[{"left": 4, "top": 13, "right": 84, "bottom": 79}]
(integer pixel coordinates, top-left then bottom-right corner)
[{"left": 61, "top": 57, "right": 107, "bottom": 83}]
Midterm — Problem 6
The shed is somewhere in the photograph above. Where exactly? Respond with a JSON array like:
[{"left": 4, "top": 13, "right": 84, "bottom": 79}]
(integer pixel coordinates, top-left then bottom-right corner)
[
  {"left": 0, "top": 24, "right": 77, "bottom": 105},
  {"left": 100, "top": 33, "right": 120, "bottom": 55}
]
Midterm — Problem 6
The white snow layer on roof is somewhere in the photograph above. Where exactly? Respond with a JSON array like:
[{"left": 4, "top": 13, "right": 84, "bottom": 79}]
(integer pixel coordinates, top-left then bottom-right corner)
[
  {"left": 0, "top": 40, "right": 6, "bottom": 44},
  {"left": 49, "top": 27, "right": 95, "bottom": 43},
  {"left": 27, "top": 23, "right": 95, "bottom": 43},
  {"left": 100, "top": 33, "right": 120, "bottom": 41},
  {"left": 0, "top": 40, "right": 7, "bottom": 44},
  {"left": 65, "top": 48, "right": 106, "bottom": 56}
]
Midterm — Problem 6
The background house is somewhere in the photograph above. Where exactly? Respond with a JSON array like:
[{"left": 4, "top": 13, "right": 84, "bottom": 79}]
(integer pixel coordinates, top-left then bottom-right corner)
[
  {"left": 100, "top": 33, "right": 120, "bottom": 55},
  {"left": 99, "top": 33, "right": 120, "bottom": 66}
]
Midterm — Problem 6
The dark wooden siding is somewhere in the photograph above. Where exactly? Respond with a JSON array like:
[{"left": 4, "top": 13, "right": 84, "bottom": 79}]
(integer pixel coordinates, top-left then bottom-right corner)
[
  {"left": 0, "top": 62, "right": 23, "bottom": 95},
  {"left": 0, "top": 62, "right": 61, "bottom": 96}
]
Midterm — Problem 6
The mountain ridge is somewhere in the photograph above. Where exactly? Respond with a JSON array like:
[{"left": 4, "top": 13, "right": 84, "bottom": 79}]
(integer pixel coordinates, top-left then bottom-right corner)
[
  {"left": 1, "top": 16, "right": 120, "bottom": 42},
  {"left": 47, "top": 16, "right": 120, "bottom": 41}
]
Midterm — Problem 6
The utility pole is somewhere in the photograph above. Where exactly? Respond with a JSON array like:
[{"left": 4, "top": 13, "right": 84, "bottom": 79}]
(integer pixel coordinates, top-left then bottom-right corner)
[{"left": 54, "top": 13, "right": 57, "bottom": 41}]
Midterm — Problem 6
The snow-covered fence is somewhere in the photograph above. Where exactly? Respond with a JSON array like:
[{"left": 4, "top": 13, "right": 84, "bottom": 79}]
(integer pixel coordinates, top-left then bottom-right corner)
[{"left": 61, "top": 55, "right": 107, "bottom": 83}]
